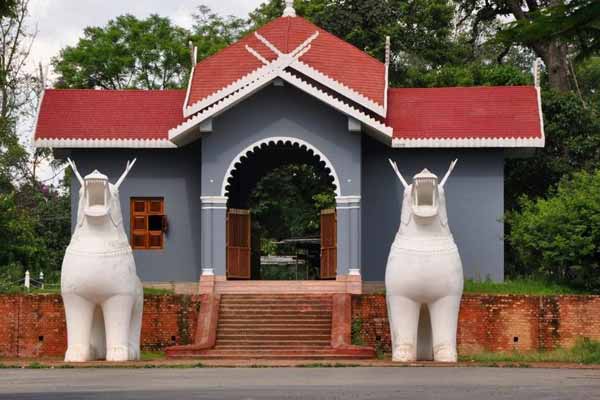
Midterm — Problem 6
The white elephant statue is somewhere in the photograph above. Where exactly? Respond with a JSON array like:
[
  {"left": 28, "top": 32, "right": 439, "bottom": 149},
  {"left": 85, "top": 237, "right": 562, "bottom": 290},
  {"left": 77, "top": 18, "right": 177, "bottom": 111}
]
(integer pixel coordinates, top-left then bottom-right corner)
[
  {"left": 385, "top": 159, "right": 463, "bottom": 362},
  {"left": 61, "top": 159, "right": 143, "bottom": 362}
]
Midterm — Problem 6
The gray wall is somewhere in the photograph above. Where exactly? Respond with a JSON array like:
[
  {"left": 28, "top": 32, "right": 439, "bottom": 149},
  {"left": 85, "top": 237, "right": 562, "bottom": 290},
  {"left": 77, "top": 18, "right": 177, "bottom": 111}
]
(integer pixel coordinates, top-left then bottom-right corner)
[
  {"left": 69, "top": 143, "right": 203, "bottom": 282},
  {"left": 361, "top": 137, "right": 505, "bottom": 282},
  {"left": 201, "top": 83, "right": 362, "bottom": 197}
]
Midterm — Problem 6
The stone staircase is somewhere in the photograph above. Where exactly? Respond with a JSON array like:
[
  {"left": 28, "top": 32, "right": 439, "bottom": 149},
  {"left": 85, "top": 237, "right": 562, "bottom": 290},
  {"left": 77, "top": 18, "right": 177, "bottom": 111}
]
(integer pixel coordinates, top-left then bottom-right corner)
[{"left": 188, "top": 294, "right": 373, "bottom": 359}]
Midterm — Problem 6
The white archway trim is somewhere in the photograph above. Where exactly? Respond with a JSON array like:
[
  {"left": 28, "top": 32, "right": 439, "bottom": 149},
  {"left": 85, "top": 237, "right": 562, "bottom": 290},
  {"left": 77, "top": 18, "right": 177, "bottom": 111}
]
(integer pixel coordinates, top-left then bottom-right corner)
[{"left": 221, "top": 136, "right": 342, "bottom": 197}]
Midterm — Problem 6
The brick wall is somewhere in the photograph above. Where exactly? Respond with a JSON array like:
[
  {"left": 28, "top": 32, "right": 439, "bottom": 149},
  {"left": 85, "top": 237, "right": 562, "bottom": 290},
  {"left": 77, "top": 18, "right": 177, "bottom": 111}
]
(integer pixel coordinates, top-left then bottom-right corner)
[
  {"left": 2, "top": 294, "right": 600, "bottom": 358},
  {"left": 352, "top": 294, "right": 600, "bottom": 355},
  {"left": 0, "top": 294, "right": 202, "bottom": 358}
]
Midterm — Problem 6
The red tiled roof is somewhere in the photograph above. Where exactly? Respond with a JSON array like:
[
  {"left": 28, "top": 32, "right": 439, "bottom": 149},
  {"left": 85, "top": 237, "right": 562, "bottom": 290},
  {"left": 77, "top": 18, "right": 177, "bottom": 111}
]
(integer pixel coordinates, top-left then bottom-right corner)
[
  {"left": 186, "top": 16, "right": 386, "bottom": 109},
  {"left": 387, "top": 86, "right": 543, "bottom": 140},
  {"left": 35, "top": 89, "right": 186, "bottom": 140}
]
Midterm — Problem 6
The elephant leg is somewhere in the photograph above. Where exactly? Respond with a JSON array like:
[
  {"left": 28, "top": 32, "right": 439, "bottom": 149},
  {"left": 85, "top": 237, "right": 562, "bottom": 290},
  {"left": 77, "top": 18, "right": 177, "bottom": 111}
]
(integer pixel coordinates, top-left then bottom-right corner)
[
  {"left": 102, "top": 295, "right": 135, "bottom": 361},
  {"left": 127, "top": 291, "right": 143, "bottom": 360},
  {"left": 428, "top": 295, "right": 461, "bottom": 362},
  {"left": 63, "top": 293, "right": 96, "bottom": 362},
  {"left": 387, "top": 295, "right": 421, "bottom": 362},
  {"left": 90, "top": 305, "right": 106, "bottom": 360}
]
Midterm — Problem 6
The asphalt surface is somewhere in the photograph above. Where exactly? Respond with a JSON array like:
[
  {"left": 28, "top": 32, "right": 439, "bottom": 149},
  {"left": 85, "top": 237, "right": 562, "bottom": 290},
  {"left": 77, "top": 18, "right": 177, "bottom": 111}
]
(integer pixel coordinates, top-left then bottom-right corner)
[{"left": 0, "top": 367, "right": 599, "bottom": 399}]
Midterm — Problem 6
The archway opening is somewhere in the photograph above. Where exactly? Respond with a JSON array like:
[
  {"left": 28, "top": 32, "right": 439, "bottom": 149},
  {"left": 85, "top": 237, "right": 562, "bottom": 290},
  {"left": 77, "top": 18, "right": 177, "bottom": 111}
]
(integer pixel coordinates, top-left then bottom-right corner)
[{"left": 224, "top": 140, "right": 338, "bottom": 280}]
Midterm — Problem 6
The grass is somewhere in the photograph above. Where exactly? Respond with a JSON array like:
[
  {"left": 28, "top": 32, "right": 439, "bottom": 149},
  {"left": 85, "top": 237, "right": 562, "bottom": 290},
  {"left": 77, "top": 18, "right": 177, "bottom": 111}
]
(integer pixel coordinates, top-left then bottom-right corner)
[
  {"left": 463, "top": 278, "right": 584, "bottom": 295},
  {"left": 460, "top": 338, "right": 600, "bottom": 365},
  {"left": 140, "top": 351, "right": 166, "bottom": 361}
]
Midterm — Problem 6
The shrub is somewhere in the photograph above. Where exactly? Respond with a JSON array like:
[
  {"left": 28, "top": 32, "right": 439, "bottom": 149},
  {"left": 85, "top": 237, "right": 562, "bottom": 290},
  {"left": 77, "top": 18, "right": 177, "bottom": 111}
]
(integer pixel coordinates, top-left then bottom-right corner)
[{"left": 508, "top": 170, "right": 600, "bottom": 292}]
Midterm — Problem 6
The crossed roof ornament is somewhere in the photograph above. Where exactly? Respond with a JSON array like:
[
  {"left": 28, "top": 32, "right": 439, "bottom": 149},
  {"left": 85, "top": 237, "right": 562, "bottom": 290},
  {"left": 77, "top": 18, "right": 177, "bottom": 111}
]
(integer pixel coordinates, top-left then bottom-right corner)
[{"left": 245, "top": 31, "right": 319, "bottom": 74}]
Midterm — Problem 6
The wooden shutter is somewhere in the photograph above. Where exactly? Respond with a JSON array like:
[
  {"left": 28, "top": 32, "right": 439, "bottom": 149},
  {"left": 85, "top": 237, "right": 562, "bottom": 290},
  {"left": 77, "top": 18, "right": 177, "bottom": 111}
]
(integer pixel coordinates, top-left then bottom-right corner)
[
  {"left": 320, "top": 209, "right": 337, "bottom": 279},
  {"left": 131, "top": 199, "right": 148, "bottom": 249},
  {"left": 130, "top": 198, "right": 165, "bottom": 250},
  {"left": 226, "top": 209, "right": 251, "bottom": 279}
]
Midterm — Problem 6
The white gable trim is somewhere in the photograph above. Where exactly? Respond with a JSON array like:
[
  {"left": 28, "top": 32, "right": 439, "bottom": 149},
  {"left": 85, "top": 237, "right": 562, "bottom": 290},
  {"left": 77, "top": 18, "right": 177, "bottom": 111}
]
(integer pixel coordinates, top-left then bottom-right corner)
[
  {"left": 184, "top": 30, "right": 386, "bottom": 119},
  {"left": 170, "top": 71, "right": 279, "bottom": 144},
  {"left": 170, "top": 69, "right": 393, "bottom": 145},
  {"left": 221, "top": 136, "right": 342, "bottom": 197},
  {"left": 278, "top": 70, "right": 393, "bottom": 140},
  {"left": 391, "top": 136, "right": 545, "bottom": 148},
  {"left": 34, "top": 138, "right": 177, "bottom": 148},
  {"left": 291, "top": 61, "right": 385, "bottom": 116},
  {"left": 183, "top": 64, "right": 272, "bottom": 118}
]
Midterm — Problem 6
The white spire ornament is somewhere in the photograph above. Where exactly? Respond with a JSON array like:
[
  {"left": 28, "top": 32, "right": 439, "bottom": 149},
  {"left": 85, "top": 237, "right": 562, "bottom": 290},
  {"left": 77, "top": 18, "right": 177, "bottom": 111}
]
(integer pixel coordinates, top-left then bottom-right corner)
[{"left": 283, "top": 0, "right": 296, "bottom": 17}]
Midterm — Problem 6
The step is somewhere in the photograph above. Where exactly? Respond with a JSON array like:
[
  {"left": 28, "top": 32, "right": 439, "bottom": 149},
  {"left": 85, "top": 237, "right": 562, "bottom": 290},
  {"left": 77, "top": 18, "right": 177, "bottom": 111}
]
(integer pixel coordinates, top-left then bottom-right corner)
[
  {"left": 217, "top": 333, "right": 331, "bottom": 340},
  {"left": 219, "top": 303, "right": 331, "bottom": 312},
  {"left": 218, "top": 326, "right": 330, "bottom": 333},
  {"left": 217, "top": 321, "right": 331, "bottom": 333},
  {"left": 170, "top": 350, "right": 374, "bottom": 360},
  {"left": 219, "top": 310, "right": 330, "bottom": 317},
  {"left": 218, "top": 318, "right": 331, "bottom": 328},
  {"left": 219, "top": 307, "right": 332, "bottom": 313},
  {"left": 213, "top": 345, "right": 332, "bottom": 350},
  {"left": 220, "top": 298, "right": 332, "bottom": 304},
  {"left": 216, "top": 339, "right": 331, "bottom": 346}
]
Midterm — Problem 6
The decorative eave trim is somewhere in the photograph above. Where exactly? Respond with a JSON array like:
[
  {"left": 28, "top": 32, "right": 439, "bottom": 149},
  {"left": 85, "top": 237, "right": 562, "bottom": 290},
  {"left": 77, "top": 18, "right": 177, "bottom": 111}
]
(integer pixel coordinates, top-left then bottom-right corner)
[
  {"left": 391, "top": 136, "right": 545, "bottom": 148},
  {"left": 278, "top": 70, "right": 393, "bottom": 141},
  {"left": 183, "top": 64, "right": 272, "bottom": 118},
  {"left": 170, "top": 69, "right": 393, "bottom": 146},
  {"left": 34, "top": 138, "right": 177, "bottom": 149},
  {"left": 170, "top": 70, "right": 278, "bottom": 143},
  {"left": 292, "top": 61, "right": 385, "bottom": 117}
]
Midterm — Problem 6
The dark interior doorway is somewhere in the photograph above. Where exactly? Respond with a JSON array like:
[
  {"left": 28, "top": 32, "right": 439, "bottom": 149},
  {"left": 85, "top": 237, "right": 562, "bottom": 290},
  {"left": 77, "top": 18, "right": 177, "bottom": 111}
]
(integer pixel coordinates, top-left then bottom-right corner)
[{"left": 225, "top": 141, "right": 337, "bottom": 280}]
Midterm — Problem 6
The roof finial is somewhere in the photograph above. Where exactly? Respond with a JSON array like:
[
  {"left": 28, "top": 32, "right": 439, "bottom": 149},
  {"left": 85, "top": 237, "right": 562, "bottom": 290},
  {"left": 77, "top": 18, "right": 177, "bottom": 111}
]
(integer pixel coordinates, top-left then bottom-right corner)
[
  {"left": 283, "top": 0, "right": 296, "bottom": 17},
  {"left": 533, "top": 57, "right": 541, "bottom": 88}
]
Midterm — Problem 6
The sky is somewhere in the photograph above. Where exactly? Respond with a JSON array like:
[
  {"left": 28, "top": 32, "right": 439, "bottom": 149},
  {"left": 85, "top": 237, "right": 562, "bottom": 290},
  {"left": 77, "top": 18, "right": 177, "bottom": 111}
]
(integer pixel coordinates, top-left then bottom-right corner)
[
  {"left": 28, "top": 0, "right": 264, "bottom": 76},
  {"left": 25, "top": 0, "right": 264, "bottom": 183}
]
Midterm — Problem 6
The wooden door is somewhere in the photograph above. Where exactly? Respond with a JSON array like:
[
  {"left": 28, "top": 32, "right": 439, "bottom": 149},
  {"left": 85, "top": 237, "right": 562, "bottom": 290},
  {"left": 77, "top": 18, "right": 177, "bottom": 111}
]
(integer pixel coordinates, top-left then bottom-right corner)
[
  {"left": 320, "top": 209, "right": 337, "bottom": 279},
  {"left": 226, "top": 209, "right": 251, "bottom": 279}
]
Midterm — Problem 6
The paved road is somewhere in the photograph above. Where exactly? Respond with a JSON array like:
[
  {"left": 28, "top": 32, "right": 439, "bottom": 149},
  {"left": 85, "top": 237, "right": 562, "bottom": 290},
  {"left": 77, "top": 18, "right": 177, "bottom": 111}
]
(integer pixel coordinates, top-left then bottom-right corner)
[{"left": 0, "top": 367, "right": 599, "bottom": 399}]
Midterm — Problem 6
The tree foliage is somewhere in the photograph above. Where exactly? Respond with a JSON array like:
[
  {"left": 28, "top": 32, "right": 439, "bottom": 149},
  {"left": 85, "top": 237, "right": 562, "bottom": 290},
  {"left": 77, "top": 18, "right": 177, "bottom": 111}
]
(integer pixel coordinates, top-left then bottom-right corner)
[
  {"left": 53, "top": 14, "right": 192, "bottom": 89},
  {"left": 249, "top": 164, "right": 335, "bottom": 241},
  {"left": 508, "top": 170, "right": 600, "bottom": 292}
]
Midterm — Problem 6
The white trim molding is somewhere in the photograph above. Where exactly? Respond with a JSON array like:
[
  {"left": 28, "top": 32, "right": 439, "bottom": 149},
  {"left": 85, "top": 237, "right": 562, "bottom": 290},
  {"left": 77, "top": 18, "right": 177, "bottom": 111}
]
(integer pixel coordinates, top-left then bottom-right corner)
[
  {"left": 336, "top": 195, "right": 361, "bottom": 204},
  {"left": 391, "top": 136, "right": 545, "bottom": 148},
  {"left": 200, "top": 196, "right": 228, "bottom": 204},
  {"left": 34, "top": 138, "right": 177, "bottom": 149},
  {"left": 348, "top": 268, "right": 361, "bottom": 276},
  {"left": 221, "top": 136, "right": 342, "bottom": 197}
]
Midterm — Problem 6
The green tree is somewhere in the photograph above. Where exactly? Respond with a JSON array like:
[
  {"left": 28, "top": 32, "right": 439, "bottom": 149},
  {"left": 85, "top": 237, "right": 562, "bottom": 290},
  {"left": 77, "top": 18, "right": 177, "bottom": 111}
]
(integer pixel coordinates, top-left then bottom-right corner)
[
  {"left": 249, "top": 164, "right": 335, "bottom": 241},
  {"left": 192, "top": 5, "right": 248, "bottom": 60},
  {"left": 508, "top": 170, "right": 600, "bottom": 292},
  {"left": 505, "top": 90, "right": 600, "bottom": 210},
  {"left": 53, "top": 14, "right": 192, "bottom": 89},
  {"left": 458, "top": 0, "right": 600, "bottom": 92}
]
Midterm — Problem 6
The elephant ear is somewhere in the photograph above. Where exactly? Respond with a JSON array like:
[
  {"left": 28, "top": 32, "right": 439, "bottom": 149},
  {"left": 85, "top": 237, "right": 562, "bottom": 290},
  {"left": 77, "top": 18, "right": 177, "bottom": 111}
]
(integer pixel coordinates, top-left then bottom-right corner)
[
  {"left": 438, "top": 186, "right": 448, "bottom": 227},
  {"left": 400, "top": 185, "right": 412, "bottom": 226}
]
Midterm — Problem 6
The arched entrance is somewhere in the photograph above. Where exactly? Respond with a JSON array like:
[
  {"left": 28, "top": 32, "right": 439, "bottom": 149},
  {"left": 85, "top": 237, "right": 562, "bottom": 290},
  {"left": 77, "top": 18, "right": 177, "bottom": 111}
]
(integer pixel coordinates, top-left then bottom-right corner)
[{"left": 222, "top": 137, "right": 340, "bottom": 280}]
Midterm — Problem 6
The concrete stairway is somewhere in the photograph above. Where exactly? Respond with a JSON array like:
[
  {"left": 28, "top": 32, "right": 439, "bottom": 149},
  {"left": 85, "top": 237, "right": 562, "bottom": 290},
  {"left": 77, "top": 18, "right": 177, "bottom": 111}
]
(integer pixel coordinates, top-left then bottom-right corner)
[{"left": 191, "top": 294, "right": 373, "bottom": 359}]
